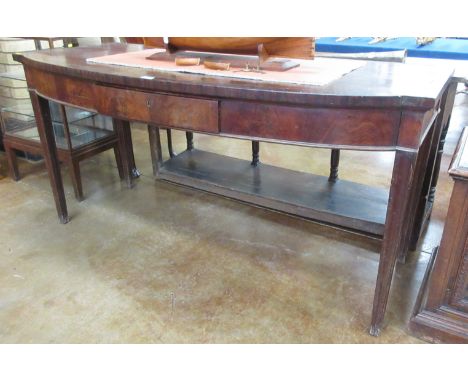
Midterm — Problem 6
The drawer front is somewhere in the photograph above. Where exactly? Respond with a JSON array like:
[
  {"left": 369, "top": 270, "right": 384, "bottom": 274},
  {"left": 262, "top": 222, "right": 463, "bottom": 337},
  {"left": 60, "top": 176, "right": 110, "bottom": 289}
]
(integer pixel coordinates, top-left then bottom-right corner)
[
  {"left": 25, "top": 68, "right": 219, "bottom": 133},
  {"left": 95, "top": 86, "right": 219, "bottom": 133},
  {"left": 220, "top": 101, "right": 399, "bottom": 147}
]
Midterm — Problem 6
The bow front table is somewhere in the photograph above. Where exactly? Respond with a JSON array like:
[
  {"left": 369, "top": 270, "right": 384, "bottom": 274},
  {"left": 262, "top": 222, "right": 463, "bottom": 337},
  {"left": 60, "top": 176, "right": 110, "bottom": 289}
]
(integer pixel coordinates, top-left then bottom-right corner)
[{"left": 14, "top": 43, "right": 456, "bottom": 336}]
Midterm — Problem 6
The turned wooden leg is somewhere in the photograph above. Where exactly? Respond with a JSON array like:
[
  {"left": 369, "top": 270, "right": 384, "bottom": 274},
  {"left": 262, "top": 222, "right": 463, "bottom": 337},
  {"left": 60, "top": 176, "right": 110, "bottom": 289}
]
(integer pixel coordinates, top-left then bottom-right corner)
[
  {"left": 167, "top": 129, "right": 175, "bottom": 158},
  {"left": 69, "top": 160, "right": 84, "bottom": 202},
  {"left": 148, "top": 125, "right": 163, "bottom": 177},
  {"left": 251, "top": 141, "right": 260, "bottom": 166},
  {"left": 113, "top": 145, "right": 125, "bottom": 180},
  {"left": 186, "top": 131, "right": 194, "bottom": 151},
  {"left": 427, "top": 113, "right": 453, "bottom": 206},
  {"left": 370, "top": 150, "right": 417, "bottom": 336},
  {"left": 427, "top": 125, "right": 448, "bottom": 205},
  {"left": 329, "top": 149, "right": 340, "bottom": 182},
  {"left": 4, "top": 144, "right": 20, "bottom": 181},
  {"left": 113, "top": 118, "right": 135, "bottom": 188},
  {"left": 29, "top": 91, "right": 69, "bottom": 224}
]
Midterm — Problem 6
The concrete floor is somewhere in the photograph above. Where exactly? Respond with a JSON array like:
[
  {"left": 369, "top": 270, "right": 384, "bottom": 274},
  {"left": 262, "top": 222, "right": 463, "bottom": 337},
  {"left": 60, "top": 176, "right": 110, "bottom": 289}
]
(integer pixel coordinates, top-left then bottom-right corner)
[{"left": 0, "top": 88, "right": 466, "bottom": 343}]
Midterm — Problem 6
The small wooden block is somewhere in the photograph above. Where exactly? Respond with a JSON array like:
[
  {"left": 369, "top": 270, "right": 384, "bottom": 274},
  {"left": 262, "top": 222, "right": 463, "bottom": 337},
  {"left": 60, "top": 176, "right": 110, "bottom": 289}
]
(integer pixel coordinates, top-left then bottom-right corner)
[
  {"left": 147, "top": 51, "right": 300, "bottom": 72},
  {"left": 175, "top": 57, "right": 200, "bottom": 66},
  {"left": 204, "top": 61, "right": 230, "bottom": 71}
]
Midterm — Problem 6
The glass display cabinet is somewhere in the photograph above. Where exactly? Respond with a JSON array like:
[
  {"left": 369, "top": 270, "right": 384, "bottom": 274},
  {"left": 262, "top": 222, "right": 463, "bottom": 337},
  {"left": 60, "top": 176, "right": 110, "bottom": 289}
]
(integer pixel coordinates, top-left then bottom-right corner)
[{"left": 0, "top": 101, "right": 124, "bottom": 201}]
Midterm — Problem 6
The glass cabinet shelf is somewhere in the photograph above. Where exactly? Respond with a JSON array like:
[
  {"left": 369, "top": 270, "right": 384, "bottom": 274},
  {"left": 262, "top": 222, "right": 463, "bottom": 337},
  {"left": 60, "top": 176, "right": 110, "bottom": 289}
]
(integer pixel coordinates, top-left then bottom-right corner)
[{"left": 1, "top": 101, "right": 114, "bottom": 150}]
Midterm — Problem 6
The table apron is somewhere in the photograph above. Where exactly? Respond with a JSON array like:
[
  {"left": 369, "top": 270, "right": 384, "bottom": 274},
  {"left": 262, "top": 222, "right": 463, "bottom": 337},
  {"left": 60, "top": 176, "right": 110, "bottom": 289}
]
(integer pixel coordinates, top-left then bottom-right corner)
[{"left": 25, "top": 67, "right": 436, "bottom": 151}]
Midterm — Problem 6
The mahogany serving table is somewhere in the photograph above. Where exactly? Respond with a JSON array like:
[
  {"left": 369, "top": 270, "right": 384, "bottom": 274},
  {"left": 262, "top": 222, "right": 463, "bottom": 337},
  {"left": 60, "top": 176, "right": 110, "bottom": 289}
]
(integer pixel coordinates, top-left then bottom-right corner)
[{"left": 14, "top": 43, "right": 456, "bottom": 336}]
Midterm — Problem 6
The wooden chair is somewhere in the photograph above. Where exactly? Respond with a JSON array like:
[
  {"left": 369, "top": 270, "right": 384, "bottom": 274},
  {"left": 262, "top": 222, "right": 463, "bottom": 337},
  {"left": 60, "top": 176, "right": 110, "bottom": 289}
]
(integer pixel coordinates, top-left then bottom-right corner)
[{"left": 1, "top": 102, "right": 124, "bottom": 201}]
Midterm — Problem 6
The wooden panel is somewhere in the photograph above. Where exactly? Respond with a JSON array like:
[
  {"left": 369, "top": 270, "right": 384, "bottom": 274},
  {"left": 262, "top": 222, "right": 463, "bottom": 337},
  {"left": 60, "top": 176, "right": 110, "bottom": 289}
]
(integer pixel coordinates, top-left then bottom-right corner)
[
  {"left": 449, "top": 240, "right": 468, "bottom": 311},
  {"left": 220, "top": 101, "right": 399, "bottom": 147},
  {"left": 410, "top": 128, "right": 468, "bottom": 343},
  {"left": 397, "top": 109, "right": 437, "bottom": 149},
  {"left": 25, "top": 67, "right": 97, "bottom": 111},
  {"left": 25, "top": 67, "right": 219, "bottom": 133},
  {"left": 95, "top": 86, "right": 218, "bottom": 133},
  {"left": 16, "top": 43, "right": 452, "bottom": 110}
]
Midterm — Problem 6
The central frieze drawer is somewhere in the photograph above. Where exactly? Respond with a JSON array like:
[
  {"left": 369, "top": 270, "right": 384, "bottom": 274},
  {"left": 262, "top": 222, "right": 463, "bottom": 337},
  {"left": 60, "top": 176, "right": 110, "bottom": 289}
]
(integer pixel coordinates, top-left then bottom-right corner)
[{"left": 95, "top": 86, "right": 219, "bottom": 133}]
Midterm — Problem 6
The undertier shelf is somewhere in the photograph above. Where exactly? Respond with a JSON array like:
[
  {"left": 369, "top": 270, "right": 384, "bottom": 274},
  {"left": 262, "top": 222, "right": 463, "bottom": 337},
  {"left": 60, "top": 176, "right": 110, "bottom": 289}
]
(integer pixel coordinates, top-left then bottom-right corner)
[{"left": 158, "top": 149, "right": 389, "bottom": 236}]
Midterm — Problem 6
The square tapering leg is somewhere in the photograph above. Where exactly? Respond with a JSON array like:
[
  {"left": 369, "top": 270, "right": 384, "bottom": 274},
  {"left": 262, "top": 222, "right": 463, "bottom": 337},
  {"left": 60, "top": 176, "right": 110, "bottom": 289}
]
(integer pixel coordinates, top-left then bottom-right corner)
[
  {"left": 370, "top": 150, "right": 417, "bottom": 335},
  {"left": 29, "top": 92, "right": 69, "bottom": 224}
]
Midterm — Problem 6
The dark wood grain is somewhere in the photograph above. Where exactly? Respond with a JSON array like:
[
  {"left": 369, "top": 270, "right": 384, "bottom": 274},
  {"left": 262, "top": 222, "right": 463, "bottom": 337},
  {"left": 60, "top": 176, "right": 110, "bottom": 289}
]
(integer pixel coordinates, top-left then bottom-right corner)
[{"left": 220, "top": 101, "right": 400, "bottom": 148}]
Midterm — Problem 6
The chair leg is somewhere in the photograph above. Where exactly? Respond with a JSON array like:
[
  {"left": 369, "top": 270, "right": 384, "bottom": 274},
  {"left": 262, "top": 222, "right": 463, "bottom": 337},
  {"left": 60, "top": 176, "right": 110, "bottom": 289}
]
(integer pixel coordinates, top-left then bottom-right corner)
[
  {"left": 113, "top": 145, "right": 125, "bottom": 180},
  {"left": 4, "top": 145, "right": 20, "bottom": 181},
  {"left": 69, "top": 160, "right": 84, "bottom": 202}
]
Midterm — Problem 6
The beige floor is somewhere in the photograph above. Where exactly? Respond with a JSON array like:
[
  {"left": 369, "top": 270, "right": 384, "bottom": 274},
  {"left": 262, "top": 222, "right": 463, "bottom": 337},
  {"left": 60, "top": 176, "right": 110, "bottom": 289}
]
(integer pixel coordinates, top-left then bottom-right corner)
[{"left": 0, "top": 88, "right": 466, "bottom": 343}]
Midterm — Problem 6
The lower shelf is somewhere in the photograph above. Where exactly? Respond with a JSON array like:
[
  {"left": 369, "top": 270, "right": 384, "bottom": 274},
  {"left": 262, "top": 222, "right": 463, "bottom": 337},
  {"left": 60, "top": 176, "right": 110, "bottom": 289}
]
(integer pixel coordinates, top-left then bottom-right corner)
[{"left": 158, "top": 149, "right": 389, "bottom": 236}]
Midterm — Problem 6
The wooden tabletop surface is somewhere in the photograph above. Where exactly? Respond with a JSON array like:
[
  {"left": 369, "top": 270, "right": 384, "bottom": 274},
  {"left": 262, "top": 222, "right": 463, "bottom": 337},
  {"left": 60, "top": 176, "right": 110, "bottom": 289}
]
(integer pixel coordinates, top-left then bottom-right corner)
[{"left": 15, "top": 43, "right": 454, "bottom": 110}]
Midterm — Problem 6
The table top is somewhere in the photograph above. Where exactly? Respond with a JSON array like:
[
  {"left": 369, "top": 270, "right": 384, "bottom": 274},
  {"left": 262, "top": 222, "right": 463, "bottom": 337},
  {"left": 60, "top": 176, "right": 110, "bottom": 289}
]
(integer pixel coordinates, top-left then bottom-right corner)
[{"left": 15, "top": 43, "right": 453, "bottom": 110}]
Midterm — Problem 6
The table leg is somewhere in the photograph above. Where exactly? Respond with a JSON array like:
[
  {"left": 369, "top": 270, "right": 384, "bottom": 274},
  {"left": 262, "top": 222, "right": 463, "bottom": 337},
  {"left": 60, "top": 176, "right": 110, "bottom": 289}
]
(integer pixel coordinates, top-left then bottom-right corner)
[
  {"left": 397, "top": 123, "right": 436, "bottom": 263},
  {"left": 370, "top": 150, "right": 417, "bottom": 336},
  {"left": 409, "top": 82, "right": 457, "bottom": 249},
  {"left": 29, "top": 91, "right": 69, "bottom": 224},
  {"left": 148, "top": 125, "right": 163, "bottom": 176},
  {"left": 113, "top": 118, "right": 135, "bottom": 188},
  {"left": 408, "top": 123, "right": 443, "bottom": 250}
]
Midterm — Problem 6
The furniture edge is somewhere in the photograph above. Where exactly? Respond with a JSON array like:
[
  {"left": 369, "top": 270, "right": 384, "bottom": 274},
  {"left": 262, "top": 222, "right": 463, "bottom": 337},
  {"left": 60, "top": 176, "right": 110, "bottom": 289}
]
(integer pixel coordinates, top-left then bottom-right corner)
[
  {"left": 12, "top": 47, "right": 441, "bottom": 111},
  {"left": 449, "top": 126, "right": 468, "bottom": 179},
  {"left": 408, "top": 247, "right": 468, "bottom": 343}
]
